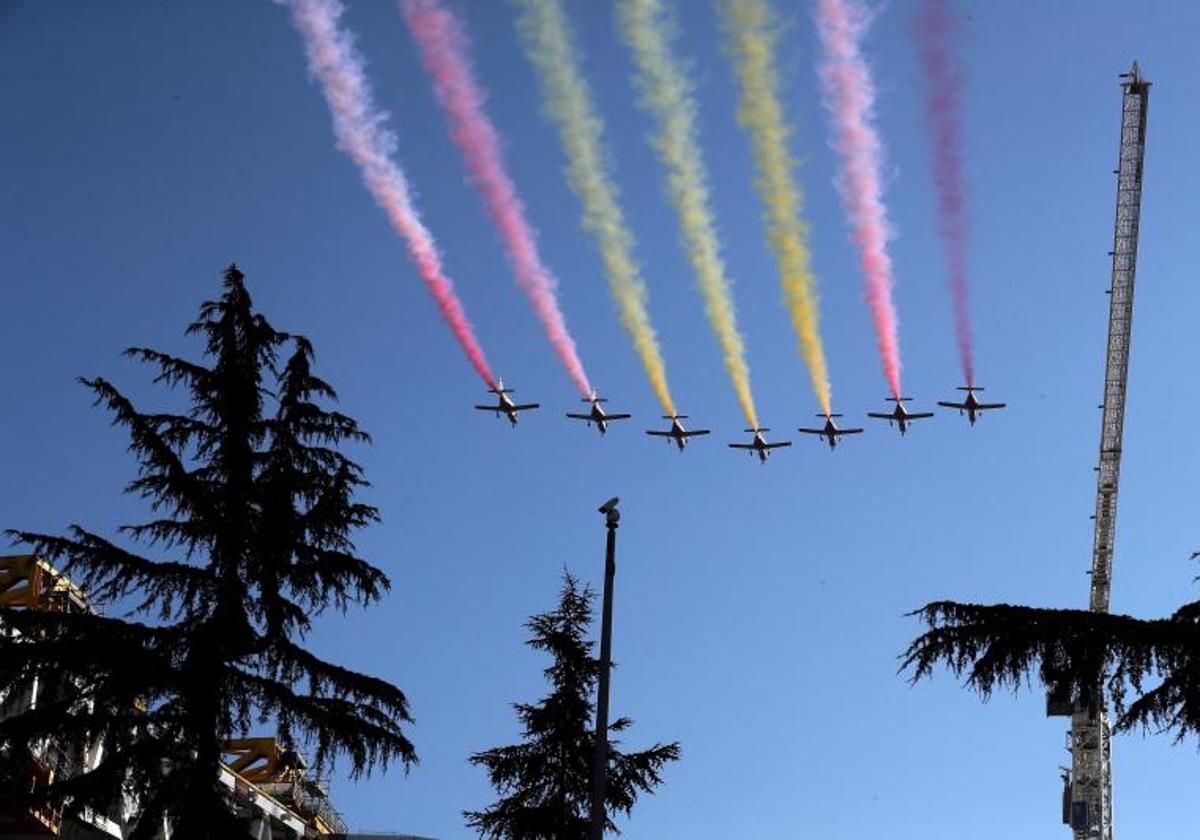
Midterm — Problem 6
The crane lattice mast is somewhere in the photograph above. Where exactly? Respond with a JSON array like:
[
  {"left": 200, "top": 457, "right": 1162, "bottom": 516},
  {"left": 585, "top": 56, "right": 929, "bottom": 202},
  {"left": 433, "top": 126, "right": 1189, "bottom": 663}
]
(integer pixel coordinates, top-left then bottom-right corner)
[{"left": 1060, "top": 62, "right": 1149, "bottom": 840}]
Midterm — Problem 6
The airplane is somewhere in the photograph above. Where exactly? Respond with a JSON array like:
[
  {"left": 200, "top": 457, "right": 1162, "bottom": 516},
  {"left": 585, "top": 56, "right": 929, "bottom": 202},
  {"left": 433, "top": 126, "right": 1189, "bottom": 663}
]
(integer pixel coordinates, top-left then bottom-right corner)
[
  {"left": 867, "top": 397, "right": 934, "bottom": 436},
  {"left": 646, "top": 415, "right": 711, "bottom": 452},
  {"left": 937, "top": 385, "right": 1006, "bottom": 425},
  {"left": 566, "top": 390, "right": 631, "bottom": 436},
  {"left": 728, "top": 428, "right": 791, "bottom": 464},
  {"left": 474, "top": 379, "right": 539, "bottom": 426},
  {"left": 798, "top": 412, "right": 864, "bottom": 451}
]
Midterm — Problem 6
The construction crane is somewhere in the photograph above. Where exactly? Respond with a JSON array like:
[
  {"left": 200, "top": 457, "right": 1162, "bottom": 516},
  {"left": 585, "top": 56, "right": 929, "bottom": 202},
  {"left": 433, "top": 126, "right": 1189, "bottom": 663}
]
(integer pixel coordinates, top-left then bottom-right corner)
[{"left": 1050, "top": 62, "right": 1150, "bottom": 840}]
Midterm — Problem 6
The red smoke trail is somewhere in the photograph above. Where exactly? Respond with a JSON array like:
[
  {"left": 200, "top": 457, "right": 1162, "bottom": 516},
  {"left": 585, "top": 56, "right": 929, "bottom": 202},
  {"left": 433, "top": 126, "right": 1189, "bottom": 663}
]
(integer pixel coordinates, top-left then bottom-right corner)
[
  {"left": 284, "top": 0, "right": 496, "bottom": 388},
  {"left": 916, "top": 0, "right": 973, "bottom": 386},
  {"left": 400, "top": 0, "right": 592, "bottom": 397},
  {"left": 816, "top": 0, "right": 902, "bottom": 399}
]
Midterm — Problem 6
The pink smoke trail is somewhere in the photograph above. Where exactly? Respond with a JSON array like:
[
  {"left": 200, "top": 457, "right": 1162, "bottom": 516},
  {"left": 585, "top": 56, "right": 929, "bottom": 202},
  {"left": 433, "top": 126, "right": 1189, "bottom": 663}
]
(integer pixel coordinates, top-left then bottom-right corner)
[
  {"left": 400, "top": 0, "right": 592, "bottom": 397},
  {"left": 816, "top": 0, "right": 902, "bottom": 399},
  {"left": 916, "top": 0, "right": 973, "bottom": 386},
  {"left": 283, "top": 0, "right": 496, "bottom": 389}
]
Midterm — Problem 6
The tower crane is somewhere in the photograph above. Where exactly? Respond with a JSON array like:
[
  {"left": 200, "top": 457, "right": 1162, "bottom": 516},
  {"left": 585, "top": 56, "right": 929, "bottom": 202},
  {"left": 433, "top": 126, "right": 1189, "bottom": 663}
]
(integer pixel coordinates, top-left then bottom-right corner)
[{"left": 1049, "top": 62, "right": 1150, "bottom": 840}]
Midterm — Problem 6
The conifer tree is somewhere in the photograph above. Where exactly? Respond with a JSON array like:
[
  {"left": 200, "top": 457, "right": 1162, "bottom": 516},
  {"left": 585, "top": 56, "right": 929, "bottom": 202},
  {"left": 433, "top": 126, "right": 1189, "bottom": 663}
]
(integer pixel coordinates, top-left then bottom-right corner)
[
  {"left": 465, "top": 572, "right": 679, "bottom": 839},
  {"left": 903, "top": 586, "right": 1200, "bottom": 744},
  {"left": 0, "top": 266, "right": 414, "bottom": 838}
]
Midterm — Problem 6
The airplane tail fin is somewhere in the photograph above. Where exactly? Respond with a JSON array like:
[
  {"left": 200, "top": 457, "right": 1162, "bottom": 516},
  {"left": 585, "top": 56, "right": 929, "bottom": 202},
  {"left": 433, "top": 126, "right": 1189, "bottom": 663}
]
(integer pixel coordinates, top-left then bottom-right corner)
[
  {"left": 663, "top": 414, "right": 688, "bottom": 420},
  {"left": 745, "top": 427, "right": 769, "bottom": 433},
  {"left": 819, "top": 413, "right": 843, "bottom": 418},
  {"left": 957, "top": 385, "right": 983, "bottom": 392},
  {"left": 885, "top": 397, "right": 912, "bottom": 403}
]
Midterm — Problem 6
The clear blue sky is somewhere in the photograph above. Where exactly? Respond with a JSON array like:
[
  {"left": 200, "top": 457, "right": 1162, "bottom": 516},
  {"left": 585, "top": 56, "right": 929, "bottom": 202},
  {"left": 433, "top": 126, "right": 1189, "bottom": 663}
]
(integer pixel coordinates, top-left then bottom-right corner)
[{"left": 4, "top": 1, "right": 1200, "bottom": 837}]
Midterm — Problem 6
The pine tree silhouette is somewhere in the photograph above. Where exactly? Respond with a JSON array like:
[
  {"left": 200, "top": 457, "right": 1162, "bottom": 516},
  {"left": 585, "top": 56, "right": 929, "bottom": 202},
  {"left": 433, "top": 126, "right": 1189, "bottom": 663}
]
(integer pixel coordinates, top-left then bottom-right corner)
[
  {"left": 903, "top": 592, "right": 1200, "bottom": 744},
  {"left": 465, "top": 572, "right": 679, "bottom": 839},
  {"left": 1, "top": 266, "right": 414, "bottom": 838}
]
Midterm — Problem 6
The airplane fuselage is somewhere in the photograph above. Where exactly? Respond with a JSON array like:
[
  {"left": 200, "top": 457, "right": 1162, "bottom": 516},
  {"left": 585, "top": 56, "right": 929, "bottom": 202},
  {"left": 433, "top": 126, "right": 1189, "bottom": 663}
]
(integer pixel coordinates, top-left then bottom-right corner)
[
  {"left": 820, "top": 419, "right": 839, "bottom": 449},
  {"left": 498, "top": 394, "right": 520, "bottom": 426},
  {"left": 572, "top": 402, "right": 610, "bottom": 433},
  {"left": 667, "top": 419, "right": 687, "bottom": 451},
  {"left": 881, "top": 405, "right": 910, "bottom": 434},
  {"left": 962, "top": 393, "right": 983, "bottom": 425},
  {"left": 750, "top": 434, "right": 770, "bottom": 463},
  {"left": 590, "top": 404, "right": 609, "bottom": 435}
]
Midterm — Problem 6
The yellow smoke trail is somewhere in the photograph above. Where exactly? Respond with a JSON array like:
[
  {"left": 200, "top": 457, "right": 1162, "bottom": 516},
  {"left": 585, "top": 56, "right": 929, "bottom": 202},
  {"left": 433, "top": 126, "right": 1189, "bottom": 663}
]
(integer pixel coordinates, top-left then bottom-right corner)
[
  {"left": 512, "top": 0, "right": 675, "bottom": 416},
  {"left": 616, "top": 0, "right": 759, "bottom": 428},
  {"left": 718, "top": 0, "right": 833, "bottom": 415}
]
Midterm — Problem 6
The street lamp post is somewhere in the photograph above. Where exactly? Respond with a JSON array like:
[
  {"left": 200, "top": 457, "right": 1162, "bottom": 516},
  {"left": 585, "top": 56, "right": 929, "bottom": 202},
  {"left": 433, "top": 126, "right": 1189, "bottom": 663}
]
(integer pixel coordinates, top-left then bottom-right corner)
[{"left": 589, "top": 497, "right": 620, "bottom": 840}]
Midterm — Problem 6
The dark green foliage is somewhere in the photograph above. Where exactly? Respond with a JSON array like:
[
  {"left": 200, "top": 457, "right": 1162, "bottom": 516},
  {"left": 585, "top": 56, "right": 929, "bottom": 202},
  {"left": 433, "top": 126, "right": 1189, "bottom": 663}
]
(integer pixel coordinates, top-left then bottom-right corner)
[
  {"left": 0, "top": 267, "right": 414, "bottom": 838},
  {"left": 902, "top": 595, "right": 1200, "bottom": 741},
  {"left": 465, "top": 573, "right": 679, "bottom": 839}
]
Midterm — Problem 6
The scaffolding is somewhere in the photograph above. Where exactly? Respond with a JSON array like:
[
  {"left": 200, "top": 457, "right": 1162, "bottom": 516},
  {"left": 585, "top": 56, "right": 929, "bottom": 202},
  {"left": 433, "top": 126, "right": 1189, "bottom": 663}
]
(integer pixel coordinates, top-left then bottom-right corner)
[
  {"left": 0, "top": 555, "right": 356, "bottom": 838},
  {"left": 0, "top": 554, "right": 89, "bottom": 613},
  {"left": 221, "top": 737, "right": 348, "bottom": 834}
]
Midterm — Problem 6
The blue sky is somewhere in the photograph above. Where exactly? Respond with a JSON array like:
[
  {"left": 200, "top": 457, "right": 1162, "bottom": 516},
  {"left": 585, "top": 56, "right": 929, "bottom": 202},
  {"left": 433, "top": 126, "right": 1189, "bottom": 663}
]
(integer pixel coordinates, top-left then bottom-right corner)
[{"left": 4, "top": 1, "right": 1200, "bottom": 837}]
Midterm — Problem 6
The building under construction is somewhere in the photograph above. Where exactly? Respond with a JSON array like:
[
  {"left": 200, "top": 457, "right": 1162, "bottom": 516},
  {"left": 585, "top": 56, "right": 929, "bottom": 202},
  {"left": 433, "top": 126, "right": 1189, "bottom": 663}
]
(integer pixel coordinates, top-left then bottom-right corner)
[{"left": 0, "top": 554, "right": 435, "bottom": 840}]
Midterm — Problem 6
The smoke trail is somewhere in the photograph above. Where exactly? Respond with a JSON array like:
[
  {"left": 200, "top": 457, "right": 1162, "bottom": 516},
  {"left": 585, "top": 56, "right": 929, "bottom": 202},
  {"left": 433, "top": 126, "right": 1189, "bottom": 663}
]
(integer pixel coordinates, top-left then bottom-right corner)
[
  {"left": 511, "top": 0, "right": 676, "bottom": 416},
  {"left": 282, "top": 0, "right": 495, "bottom": 387},
  {"left": 915, "top": 0, "right": 973, "bottom": 386},
  {"left": 399, "top": 0, "right": 591, "bottom": 397},
  {"left": 716, "top": 0, "right": 832, "bottom": 415},
  {"left": 617, "top": 0, "right": 759, "bottom": 427},
  {"left": 815, "top": 0, "right": 902, "bottom": 398}
]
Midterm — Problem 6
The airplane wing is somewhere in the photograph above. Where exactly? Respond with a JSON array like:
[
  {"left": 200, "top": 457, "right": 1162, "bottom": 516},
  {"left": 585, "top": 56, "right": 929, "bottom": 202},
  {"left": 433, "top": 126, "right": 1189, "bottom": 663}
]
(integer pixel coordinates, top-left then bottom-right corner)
[
  {"left": 565, "top": 413, "right": 592, "bottom": 420},
  {"left": 474, "top": 405, "right": 499, "bottom": 411},
  {"left": 682, "top": 429, "right": 710, "bottom": 437},
  {"left": 511, "top": 403, "right": 540, "bottom": 411},
  {"left": 907, "top": 412, "right": 935, "bottom": 420},
  {"left": 797, "top": 428, "right": 824, "bottom": 435},
  {"left": 646, "top": 430, "right": 672, "bottom": 437},
  {"left": 866, "top": 412, "right": 893, "bottom": 419},
  {"left": 937, "top": 401, "right": 968, "bottom": 410},
  {"left": 606, "top": 414, "right": 632, "bottom": 421},
  {"left": 976, "top": 402, "right": 1006, "bottom": 410},
  {"left": 764, "top": 442, "right": 792, "bottom": 449},
  {"left": 839, "top": 428, "right": 864, "bottom": 435},
  {"left": 728, "top": 443, "right": 756, "bottom": 449}
]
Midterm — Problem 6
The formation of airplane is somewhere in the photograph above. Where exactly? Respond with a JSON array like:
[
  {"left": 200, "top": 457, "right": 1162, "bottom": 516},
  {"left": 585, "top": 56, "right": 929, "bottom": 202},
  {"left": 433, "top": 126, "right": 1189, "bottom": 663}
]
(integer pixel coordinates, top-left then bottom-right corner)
[
  {"left": 475, "top": 385, "right": 1005, "bottom": 456},
  {"left": 867, "top": 397, "right": 935, "bottom": 436},
  {"left": 937, "top": 385, "right": 1006, "bottom": 425},
  {"left": 728, "top": 428, "right": 792, "bottom": 464},
  {"left": 473, "top": 379, "right": 539, "bottom": 426},
  {"left": 798, "top": 412, "right": 863, "bottom": 451},
  {"left": 566, "top": 390, "right": 631, "bottom": 436},
  {"left": 646, "top": 415, "right": 711, "bottom": 452}
]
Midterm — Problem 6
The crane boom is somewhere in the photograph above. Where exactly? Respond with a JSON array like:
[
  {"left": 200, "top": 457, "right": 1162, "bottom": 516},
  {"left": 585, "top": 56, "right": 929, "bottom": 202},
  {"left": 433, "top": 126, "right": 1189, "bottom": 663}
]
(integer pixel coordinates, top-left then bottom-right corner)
[{"left": 1064, "top": 62, "right": 1150, "bottom": 840}]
